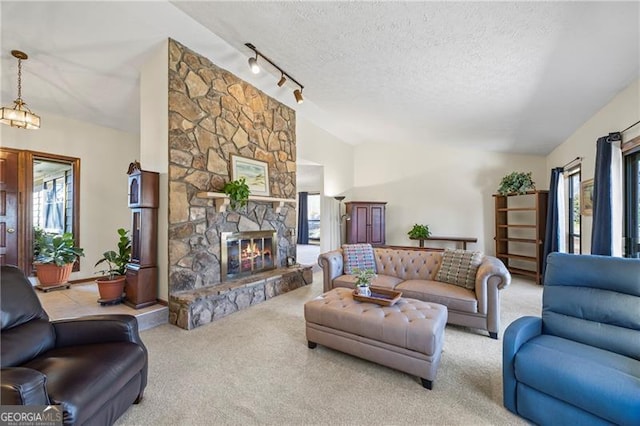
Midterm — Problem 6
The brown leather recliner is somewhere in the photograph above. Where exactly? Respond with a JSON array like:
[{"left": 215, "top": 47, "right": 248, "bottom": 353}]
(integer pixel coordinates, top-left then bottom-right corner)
[{"left": 1, "top": 265, "right": 148, "bottom": 425}]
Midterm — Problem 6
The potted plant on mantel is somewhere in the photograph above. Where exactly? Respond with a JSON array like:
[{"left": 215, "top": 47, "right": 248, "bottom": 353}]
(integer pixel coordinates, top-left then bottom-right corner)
[
  {"left": 34, "top": 231, "right": 85, "bottom": 289},
  {"left": 223, "top": 177, "right": 250, "bottom": 210},
  {"left": 94, "top": 228, "right": 131, "bottom": 304}
]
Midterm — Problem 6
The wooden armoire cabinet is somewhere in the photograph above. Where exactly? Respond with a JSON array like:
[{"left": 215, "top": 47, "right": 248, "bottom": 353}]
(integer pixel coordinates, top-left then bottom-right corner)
[
  {"left": 125, "top": 162, "right": 159, "bottom": 308},
  {"left": 345, "top": 202, "right": 387, "bottom": 245}
]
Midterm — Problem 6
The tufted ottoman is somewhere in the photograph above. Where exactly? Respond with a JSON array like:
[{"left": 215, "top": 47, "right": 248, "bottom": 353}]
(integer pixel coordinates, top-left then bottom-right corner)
[{"left": 304, "top": 287, "right": 448, "bottom": 389}]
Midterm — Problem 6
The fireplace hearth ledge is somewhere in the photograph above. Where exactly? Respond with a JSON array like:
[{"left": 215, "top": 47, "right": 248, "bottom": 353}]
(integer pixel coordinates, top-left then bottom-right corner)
[{"left": 169, "top": 265, "right": 313, "bottom": 330}]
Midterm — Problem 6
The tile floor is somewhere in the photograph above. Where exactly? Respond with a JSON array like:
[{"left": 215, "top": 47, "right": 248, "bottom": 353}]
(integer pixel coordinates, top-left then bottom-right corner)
[{"left": 36, "top": 283, "right": 168, "bottom": 331}]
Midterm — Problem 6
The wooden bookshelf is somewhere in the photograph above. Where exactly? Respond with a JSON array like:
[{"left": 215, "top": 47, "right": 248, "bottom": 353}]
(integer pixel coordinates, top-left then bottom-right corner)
[{"left": 494, "top": 191, "right": 548, "bottom": 284}]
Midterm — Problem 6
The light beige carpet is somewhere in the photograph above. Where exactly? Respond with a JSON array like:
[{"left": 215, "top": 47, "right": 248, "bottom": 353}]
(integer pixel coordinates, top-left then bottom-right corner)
[{"left": 116, "top": 272, "right": 542, "bottom": 425}]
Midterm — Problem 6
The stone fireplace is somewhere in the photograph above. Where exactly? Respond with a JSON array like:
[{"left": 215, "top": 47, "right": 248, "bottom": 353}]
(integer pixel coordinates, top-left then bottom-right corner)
[
  {"left": 166, "top": 39, "right": 312, "bottom": 330},
  {"left": 221, "top": 230, "right": 277, "bottom": 280}
]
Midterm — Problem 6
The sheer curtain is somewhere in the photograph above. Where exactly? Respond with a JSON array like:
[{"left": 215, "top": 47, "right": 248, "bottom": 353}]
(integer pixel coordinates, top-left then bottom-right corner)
[
  {"left": 320, "top": 196, "right": 341, "bottom": 253},
  {"left": 591, "top": 134, "right": 623, "bottom": 256}
]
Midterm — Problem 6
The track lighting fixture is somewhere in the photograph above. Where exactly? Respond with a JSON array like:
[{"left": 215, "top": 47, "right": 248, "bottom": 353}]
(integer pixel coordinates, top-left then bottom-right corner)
[
  {"left": 248, "top": 54, "right": 260, "bottom": 74},
  {"left": 245, "top": 43, "right": 305, "bottom": 105},
  {"left": 277, "top": 73, "right": 287, "bottom": 87}
]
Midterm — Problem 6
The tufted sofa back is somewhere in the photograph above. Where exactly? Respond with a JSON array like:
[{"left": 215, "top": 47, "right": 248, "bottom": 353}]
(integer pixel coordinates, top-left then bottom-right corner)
[{"left": 374, "top": 248, "right": 442, "bottom": 281}]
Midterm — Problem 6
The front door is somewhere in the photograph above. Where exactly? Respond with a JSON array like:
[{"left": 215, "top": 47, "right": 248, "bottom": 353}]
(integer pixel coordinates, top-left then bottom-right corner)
[{"left": 0, "top": 149, "right": 20, "bottom": 266}]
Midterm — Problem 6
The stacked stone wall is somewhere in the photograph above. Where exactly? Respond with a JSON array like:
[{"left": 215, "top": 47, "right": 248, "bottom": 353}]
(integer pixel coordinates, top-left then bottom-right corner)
[{"left": 167, "top": 39, "right": 297, "bottom": 298}]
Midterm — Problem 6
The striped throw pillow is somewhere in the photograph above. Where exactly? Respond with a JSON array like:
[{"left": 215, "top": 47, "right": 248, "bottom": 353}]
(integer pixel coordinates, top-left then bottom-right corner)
[
  {"left": 342, "top": 244, "right": 377, "bottom": 275},
  {"left": 436, "top": 249, "right": 483, "bottom": 290}
]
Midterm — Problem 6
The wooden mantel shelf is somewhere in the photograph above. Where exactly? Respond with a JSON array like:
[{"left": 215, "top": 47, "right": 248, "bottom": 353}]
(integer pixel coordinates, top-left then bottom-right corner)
[{"left": 196, "top": 192, "right": 296, "bottom": 213}]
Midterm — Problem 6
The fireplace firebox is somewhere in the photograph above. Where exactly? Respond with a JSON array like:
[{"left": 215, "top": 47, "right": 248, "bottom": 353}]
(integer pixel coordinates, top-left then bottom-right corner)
[{"left": 221, "top": 231, "right": 277, "bottom": 281}]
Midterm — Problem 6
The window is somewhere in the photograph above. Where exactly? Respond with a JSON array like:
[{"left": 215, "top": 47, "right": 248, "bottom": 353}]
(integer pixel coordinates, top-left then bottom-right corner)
[
  {"left": 307, "top": 193, "right": 320, "bottom": 243},
  {"left": 625, "top": 150, "right": 640, "bottom": 258},
  {"left": 566, "top": 167, "right": 581, "bottom": 254}
]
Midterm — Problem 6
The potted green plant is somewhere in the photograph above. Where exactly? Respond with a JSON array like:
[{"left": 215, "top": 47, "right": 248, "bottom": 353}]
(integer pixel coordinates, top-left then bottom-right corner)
[
  {"left": 223, "top": 177, "right": 250, "bottom": 210},
  {"left": 34, "top": 232, "right": 84, "bottom": 288},
  {"left": 497, "top": 171, "right": 536, "bottom": 195},
  {"left": 408, "top": 224, "right": 431, "bottom": 240},
  {"left": 353, "top": 268, "right": 376, "bottom": 297},
  {"left": 94, "top": 228, "right": 131, "bottom": 302}
]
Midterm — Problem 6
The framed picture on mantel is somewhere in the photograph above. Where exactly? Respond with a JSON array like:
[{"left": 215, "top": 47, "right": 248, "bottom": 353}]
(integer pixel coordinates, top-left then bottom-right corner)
[{"left": 230, "top": 154, "right": 270, "bottom": 196}]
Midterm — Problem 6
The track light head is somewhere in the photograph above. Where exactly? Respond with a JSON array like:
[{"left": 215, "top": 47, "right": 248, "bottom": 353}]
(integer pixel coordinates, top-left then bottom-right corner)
[
  {"left": 277, "top": 74, "right": 287, "bottom": 87},
  {"left": 248, "top": 56, "right": 260, "bottom": 74},
  {"left": 293, "top": 88, "right": 304, "bottom": 104}
]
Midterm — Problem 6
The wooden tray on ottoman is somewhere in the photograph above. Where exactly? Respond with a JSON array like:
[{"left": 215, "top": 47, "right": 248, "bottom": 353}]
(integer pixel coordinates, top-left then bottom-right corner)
[{"left": 353, "top": 287, "right": 402, "bottom": 306}]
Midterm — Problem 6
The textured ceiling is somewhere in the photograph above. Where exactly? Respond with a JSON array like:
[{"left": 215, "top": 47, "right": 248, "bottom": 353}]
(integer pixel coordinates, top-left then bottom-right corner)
[
  {"left": 1, "top": 2, "right": 639, "bottom": 156},
  {"left": 174, "top": 1, "right": 639, "bottom": 154}
]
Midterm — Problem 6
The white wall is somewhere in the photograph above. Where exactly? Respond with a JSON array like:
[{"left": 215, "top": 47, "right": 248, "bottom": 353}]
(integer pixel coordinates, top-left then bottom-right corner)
[
  {"left": 546, "top": 78, "right": 640, "bottom": 253},
  {"left": 352, "top": 143, "right": 547, "bottom": 255},
  {"left": 140, "top": 40, "right": 169, "bottom": 301},
  {"left": 297, "top": 116, "right": 355, "bottom": 252},
  {"left": 1, "top": 112, "right": 139, "bottom": 280}
]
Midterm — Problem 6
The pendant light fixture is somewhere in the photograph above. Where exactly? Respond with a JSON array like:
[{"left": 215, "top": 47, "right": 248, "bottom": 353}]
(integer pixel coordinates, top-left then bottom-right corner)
[
  {"left": 0, "top": 50, "right": 41, "bottom": 129},
  {"left": 245, "top": 43, "right": 305, "bottom": 105}
]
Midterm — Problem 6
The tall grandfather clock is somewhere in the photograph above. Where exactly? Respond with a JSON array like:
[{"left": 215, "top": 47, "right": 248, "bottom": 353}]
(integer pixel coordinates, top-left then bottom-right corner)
[{"left": 125, "top": 161, "right": 159, "bottom": 309}]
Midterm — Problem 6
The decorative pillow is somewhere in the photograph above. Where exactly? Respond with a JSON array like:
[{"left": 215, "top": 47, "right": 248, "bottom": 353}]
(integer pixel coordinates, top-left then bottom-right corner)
[
  {"left": 435, "top": 249, "right": 483, "bottom": 290},
  {"left": 342, "top": 244, "right": 377, "bottom": 275}
]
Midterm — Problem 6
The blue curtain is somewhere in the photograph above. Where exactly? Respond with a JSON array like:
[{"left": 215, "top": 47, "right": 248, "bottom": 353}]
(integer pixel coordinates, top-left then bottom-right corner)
[
  {"left": 591, "top": 136, "right": 613, "bottom": 255},
  {"left": 542, "top": 167, "right": 564, "bottom": 277},
  {"left": 297, "top": 192, "right": 309, "bottom": 245}
]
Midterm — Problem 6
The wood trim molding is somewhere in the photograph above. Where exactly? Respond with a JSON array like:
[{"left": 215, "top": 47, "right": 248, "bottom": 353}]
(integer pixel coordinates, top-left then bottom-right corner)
[{"left": 622, "top": 135, "right": 640, "bottom": 154}]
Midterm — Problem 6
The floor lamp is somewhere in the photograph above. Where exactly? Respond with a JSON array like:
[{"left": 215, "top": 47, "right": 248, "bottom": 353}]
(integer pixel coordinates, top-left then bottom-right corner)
[{"left": 334, "top": 196, "right": 347, "bottom": 245}]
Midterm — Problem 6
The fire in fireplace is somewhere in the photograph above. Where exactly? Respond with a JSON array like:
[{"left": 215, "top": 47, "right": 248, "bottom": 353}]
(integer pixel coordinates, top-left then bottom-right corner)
[{"left": 221, "top": 231, "right": 277, "bottom": 281}]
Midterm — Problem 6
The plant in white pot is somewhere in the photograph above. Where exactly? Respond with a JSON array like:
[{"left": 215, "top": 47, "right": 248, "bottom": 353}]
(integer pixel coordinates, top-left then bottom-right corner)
[
  {"left": 34, "top": 231, "right": 84, "bottom": 288},
  {"left": 95, "top": 228, "right": 131, "bottom": 303},
  {"left": 353, "top": 268, "right": 376, "bottom": 297}
]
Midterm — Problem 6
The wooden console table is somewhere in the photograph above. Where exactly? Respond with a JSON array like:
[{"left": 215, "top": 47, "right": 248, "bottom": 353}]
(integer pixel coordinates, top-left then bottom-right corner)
[{"left": 410, "top": 236, "right": 478, "bottom": 250}]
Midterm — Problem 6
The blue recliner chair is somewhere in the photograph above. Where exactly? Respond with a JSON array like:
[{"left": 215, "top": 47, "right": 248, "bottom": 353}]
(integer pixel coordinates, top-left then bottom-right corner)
[{"left": 503, "top": 253, "right": 640, "bottom": 425}]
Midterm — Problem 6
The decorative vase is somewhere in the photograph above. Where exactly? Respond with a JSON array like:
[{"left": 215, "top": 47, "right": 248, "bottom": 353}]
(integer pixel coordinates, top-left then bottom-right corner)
[
  {"left": 96, "top": 276, "right": 126, "bottom": 302},
  {"left": 356, "top": 284, "right": 371, "bottom": 297},
  {"left": 35, "top": 263, "right": 73, "bottom": 287}
]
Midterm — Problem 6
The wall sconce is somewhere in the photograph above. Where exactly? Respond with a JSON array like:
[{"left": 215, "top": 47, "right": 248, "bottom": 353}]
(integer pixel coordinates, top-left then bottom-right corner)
[
  {"left": 0, "top": 50, "right": 41, "bottom": 129},
  {"left": 245, "top": 43, "right": 304, "bottom": 104}
]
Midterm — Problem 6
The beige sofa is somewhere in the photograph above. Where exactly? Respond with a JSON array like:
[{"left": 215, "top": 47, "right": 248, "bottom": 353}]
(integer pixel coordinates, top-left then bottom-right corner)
[{"left": 318, "top": 247, "right": 511, "bottom": 339}]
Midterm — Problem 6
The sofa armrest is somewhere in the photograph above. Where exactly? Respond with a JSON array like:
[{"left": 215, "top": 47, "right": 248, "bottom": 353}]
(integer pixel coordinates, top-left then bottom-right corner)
[
  {"left": 1, "top": 367, "right": 50, "bottom": 405},
  {"left": 52, "top": 315, "right": 145, "bottom": 349},
  {"left": 474, "top": 256, "right": 511, "bottom": 336},
  {"left": 502, "top": 316, "right": 542, "bottom": 413},
  {"left": 318, "top": 250, "right": 344, "bottom": 292}
]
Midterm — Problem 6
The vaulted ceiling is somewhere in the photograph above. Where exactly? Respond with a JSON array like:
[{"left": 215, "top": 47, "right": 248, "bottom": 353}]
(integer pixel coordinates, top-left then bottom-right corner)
[{"left": 2, "top": 1, "right": 638, "bottom": 155}]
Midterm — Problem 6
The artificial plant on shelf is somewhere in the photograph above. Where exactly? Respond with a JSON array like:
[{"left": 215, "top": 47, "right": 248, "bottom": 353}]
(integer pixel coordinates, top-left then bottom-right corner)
[
  {"left": 408, "top": 224, "right": 431, "bottom": 240},
  {"left": 497, "top": 171, "right": 536, "bottom": 195},
  {"left": 223, "top": 177, "right": 250, "bottom": 210}
]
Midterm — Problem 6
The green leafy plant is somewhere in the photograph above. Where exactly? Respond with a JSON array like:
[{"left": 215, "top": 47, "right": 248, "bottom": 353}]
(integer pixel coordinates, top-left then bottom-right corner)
[
  {"left": 34, "top": 232, "right": 84, "bottom": 266},
  {"left": 223, "top": 177, "right": 251, "bottom": 210},
  {"left": 408, "top": 224, "right": 431, "bottom": 239},
  {"left": 95, "top": 228, "right": 132, "bottom": 279},
  {"left": 353, "top": 268, "right": 376, "bottom": 287},
  {"left": 497, "top": 171, "right": 536, "bottom": 195}
]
